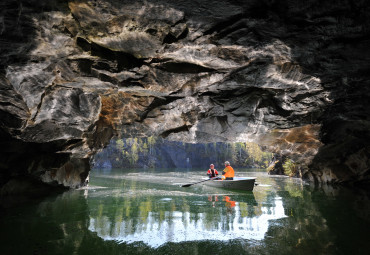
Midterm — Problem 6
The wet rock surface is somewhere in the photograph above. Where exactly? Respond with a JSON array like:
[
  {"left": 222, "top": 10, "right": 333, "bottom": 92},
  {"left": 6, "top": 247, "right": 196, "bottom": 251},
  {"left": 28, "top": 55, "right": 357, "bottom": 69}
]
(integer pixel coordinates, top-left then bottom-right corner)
[{"left": 0, "top": 0, "right": 370, "bottom": 192}]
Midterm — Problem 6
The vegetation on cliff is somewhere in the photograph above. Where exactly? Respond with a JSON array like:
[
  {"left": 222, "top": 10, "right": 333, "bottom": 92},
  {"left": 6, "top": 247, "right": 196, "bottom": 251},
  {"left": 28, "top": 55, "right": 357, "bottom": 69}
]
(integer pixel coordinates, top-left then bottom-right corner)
[{"left": 93, "top": 137, "right": 273, "bottom": 169}]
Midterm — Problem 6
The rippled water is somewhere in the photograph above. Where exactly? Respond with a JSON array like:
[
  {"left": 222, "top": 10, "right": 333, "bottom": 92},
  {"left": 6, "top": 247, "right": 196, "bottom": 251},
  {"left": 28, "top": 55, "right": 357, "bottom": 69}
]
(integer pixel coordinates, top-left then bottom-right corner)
[{"left": 1, "top": 168, "right": 370, "bottom": 255}]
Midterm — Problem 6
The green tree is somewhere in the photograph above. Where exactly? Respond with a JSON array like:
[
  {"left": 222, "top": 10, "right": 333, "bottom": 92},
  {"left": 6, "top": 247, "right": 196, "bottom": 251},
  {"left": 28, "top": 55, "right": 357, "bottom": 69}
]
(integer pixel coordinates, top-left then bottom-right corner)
[
  {"left": 148, "top": 136, "right": 157, "bottom": 155},
  {"left": 129, "top": 138, "right": 139, "bottom": 164},
  {"left": 283, "top": 159, "right": 297, "bottom": 177},
  {"left": 245, "top": 142, "right": 263, "bottom": 165},
  {"left": 230, "top": 143, "right": 237, "bottom": 163},
  {"left": 116, "top": 139, "right": 124, "bottom": 151},
  {"left": 142, "top": 141, "right": 149, "bottom": 155}
]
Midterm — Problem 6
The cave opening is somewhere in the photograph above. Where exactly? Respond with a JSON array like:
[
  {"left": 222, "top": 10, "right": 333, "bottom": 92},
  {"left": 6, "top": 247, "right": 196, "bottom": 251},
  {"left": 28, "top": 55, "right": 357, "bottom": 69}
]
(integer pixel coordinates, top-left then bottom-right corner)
[
  {"left": 91, "top": 136, "right": 274, "bottom": 174},
  {"left": 1, "top": 0, "right": 370, "bottom": 253}
]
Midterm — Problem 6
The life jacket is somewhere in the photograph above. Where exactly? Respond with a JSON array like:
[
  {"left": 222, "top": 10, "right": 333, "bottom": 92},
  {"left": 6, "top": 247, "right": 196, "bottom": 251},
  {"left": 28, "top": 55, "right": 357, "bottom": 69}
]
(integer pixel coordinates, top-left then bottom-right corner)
[
  {"left": 222, "top": 166, "right": 235, "bottom": 178},
  {"left": 207, "top": 169, "right": 218, "bottom": 177}
]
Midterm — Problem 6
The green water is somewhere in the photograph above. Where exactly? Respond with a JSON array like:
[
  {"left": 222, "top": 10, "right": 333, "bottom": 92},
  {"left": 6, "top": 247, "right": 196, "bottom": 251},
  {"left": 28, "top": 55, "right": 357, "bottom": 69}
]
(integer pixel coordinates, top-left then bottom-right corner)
[{"left": 1, "top": 168, "right": 370, "bottom": 255}]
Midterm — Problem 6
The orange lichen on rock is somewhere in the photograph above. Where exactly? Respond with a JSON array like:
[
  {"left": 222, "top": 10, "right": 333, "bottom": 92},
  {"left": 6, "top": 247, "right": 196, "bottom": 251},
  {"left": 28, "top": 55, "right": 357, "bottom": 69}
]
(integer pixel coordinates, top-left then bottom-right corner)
[
  {"left": 99, "top": 94, "right": 125, "bottom": 130},
  {"left": 271, "top": 125, "right": 321, "bottom": 147},
  {"left": 261, "top": 124, "right": 323, "bottom": 163},
  {"left": 98, "top": 92, "right": 155, "bottom": 131}
]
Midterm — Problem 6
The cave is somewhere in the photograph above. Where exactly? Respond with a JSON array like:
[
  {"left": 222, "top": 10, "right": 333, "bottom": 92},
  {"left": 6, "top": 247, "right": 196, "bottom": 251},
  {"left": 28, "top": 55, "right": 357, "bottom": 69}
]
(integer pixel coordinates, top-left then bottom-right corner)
[
  {"left": 2, "top": 1, "right": 370, "bottom": 254},
  {"left": 1, "top": 0, "right": 370, "bottom": 196}
]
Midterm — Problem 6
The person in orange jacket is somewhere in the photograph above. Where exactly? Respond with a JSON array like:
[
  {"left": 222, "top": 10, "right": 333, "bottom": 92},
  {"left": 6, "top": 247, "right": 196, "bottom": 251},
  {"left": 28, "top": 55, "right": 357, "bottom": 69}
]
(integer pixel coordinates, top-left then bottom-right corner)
[
  {"left": 222, "top": 161, "right": 235, "bottom": 180},
  {"left": 207, "top": 164, "right": 219, "bottom": 179}
]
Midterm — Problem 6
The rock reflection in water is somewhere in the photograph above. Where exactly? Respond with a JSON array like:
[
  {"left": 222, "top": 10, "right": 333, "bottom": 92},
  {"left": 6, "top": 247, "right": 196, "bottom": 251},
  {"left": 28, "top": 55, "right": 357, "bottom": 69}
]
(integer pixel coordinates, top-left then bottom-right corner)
[
  {"left": 2, "top": 169, "right": 370, "bottom": 254},
  {"left": 87, "top": 189, "right": 287, "bottom": 247}
]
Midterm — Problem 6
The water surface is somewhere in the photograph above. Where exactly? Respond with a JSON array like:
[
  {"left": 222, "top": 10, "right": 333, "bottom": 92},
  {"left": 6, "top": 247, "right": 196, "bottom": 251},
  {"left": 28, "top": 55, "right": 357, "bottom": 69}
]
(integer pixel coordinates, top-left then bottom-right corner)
[{"left": 1, "top": 168, "right": 370, "bottom": 254}]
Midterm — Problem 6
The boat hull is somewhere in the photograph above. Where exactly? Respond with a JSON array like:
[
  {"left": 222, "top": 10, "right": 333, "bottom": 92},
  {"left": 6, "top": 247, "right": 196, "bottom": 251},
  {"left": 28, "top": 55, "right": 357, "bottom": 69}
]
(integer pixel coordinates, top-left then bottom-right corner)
[{"left": 204, "top": 177, "right": 256, "bottom": 191}]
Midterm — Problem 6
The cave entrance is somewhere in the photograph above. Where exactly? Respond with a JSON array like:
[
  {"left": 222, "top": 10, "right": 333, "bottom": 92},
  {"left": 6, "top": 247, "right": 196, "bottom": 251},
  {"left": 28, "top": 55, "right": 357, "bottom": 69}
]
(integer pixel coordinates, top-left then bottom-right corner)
[{"left": 91, "top": 136, "right": 274, "bottom": 171}]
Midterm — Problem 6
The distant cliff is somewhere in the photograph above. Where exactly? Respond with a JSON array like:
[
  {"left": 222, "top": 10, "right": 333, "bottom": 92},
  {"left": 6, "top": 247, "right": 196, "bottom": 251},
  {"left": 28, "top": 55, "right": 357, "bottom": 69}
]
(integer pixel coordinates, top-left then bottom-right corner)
[{"left": 92, "top": 138, "right": 273, "bottom": 169}]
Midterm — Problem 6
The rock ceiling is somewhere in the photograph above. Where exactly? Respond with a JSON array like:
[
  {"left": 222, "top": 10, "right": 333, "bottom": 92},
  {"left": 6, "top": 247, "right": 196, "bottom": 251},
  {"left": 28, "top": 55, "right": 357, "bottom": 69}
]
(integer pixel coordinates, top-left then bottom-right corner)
[{"left": 0, "top": 0, "right": 369, "bottom": 190}]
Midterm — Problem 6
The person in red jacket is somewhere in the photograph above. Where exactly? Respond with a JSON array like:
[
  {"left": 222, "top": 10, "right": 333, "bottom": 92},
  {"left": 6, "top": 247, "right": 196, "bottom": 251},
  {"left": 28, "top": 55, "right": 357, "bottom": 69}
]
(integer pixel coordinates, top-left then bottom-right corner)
[{"left": 207, "top": 164, "right": 219, "bottom": 178}]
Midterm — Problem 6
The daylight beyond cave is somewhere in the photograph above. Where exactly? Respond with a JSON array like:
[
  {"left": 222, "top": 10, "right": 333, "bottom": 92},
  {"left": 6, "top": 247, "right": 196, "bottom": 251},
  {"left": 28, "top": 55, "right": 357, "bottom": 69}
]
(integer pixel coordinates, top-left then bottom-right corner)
[{"left": 93, "top": 138, "right": 273, "bottom": 169}]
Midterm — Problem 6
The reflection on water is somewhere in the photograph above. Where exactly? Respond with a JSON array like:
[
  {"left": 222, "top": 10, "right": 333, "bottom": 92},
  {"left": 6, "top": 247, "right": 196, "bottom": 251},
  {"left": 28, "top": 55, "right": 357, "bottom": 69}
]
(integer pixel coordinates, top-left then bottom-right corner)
[
  {"left": 86, "top": 168, "right": 289, "bottom": 247},
  {"left": 1, "top": 168, "right": 370, "bottom": 255},
  {"left": 87, "top": 189, "right": 286, "bottom": 247}
]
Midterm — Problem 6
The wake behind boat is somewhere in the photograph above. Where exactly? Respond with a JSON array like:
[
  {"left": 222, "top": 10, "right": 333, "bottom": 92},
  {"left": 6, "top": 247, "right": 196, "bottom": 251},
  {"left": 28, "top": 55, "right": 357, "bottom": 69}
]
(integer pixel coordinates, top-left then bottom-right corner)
[{"left": 203, "top": 177, "right": 256, "bottom": 191}]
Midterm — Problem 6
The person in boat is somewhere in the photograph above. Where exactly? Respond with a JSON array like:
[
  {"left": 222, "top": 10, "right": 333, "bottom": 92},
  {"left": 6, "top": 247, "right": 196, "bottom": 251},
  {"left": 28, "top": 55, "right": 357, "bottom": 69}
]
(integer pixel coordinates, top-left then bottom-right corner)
[
  {"left": 207, "top": 164, "right": 219, "bottom": 179},
  {"left": 221, "top": 161, "right": 234, "bottom": 180}
]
